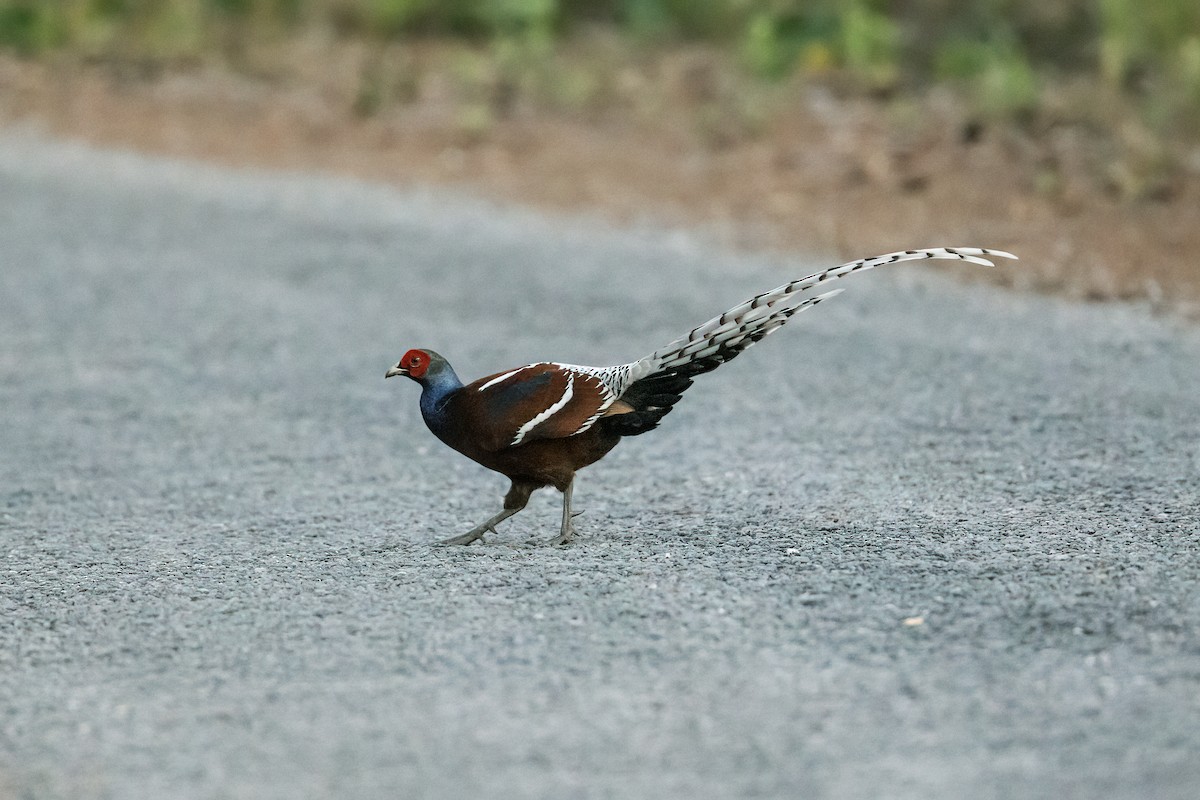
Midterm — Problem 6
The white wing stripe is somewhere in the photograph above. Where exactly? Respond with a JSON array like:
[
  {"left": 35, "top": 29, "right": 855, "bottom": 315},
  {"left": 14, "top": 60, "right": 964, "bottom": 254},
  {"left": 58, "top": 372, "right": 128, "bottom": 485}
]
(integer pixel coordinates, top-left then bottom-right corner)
[
  {"left": 477, "top": 365, "right": 530, "bottom": 392},
  {"left": 512, "top": 374, "right": 575, "bottom": 445}
]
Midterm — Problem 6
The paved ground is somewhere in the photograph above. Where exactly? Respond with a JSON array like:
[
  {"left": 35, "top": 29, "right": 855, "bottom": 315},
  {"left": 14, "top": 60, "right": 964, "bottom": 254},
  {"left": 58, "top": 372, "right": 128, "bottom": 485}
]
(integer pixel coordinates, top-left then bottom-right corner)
[{"left": 1, "top": 132, "right": 1198, "bottom": 800}]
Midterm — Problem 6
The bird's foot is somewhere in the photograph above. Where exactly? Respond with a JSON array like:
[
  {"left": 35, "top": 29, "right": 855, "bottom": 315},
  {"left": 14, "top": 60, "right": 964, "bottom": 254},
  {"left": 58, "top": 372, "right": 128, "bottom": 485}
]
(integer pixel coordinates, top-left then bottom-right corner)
[
  {"left": 546, "top": 509, "right": 583, "bottom": 545},
  {"left": 548, "top": 523, "right": 577, "bottom": 546},
  {"left": 437, "top": 525, "right": 492, "bottom": 546}
]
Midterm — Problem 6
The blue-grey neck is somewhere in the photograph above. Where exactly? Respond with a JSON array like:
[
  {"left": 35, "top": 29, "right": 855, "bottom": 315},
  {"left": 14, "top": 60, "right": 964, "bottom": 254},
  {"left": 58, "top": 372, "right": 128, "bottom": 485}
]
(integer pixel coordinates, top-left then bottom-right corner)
[{"left": 418, "top": 365, "right": 464, "bottom": 433}]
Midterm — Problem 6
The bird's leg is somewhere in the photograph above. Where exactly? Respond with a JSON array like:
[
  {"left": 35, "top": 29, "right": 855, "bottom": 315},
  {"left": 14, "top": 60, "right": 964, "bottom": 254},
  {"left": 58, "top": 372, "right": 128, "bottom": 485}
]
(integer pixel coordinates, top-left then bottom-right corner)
[
  {"left": 549, "top": 477, "right": 577, "bottom": 546},
  {"left": 439, "top": 481, "right": 534, "bottom": 546}
]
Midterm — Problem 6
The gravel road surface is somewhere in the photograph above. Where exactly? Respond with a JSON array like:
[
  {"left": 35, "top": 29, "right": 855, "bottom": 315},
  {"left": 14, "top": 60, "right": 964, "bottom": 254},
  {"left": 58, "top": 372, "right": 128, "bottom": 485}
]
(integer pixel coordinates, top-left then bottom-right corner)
[{"left": 1, "top": 133, "right": 1198, "bottom": 799}]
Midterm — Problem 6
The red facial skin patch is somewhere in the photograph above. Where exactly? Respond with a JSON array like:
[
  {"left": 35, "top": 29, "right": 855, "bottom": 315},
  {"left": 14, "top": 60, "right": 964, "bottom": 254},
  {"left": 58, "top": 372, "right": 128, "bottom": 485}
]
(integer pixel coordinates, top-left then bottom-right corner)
[{"left": 401, "top": 349, "right": 430, "bottom": 379}]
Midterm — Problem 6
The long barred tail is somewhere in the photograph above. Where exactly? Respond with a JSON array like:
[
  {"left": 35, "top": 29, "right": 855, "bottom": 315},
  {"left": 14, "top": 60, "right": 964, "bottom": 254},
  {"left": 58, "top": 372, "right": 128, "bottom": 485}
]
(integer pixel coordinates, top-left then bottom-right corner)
[
  {"left": 638, "top": 247, "right": 1015, "bottom": 377},
  {"left": 599, "top": 247, "right": 1016, "bottom": 437}
]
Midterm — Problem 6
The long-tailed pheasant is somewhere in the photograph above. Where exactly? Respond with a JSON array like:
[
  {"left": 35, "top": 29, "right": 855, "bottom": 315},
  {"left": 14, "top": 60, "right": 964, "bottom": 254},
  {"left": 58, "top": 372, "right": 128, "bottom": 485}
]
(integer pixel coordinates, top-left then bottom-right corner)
[{"left": 387, "top": 246, "right": 1016, "bottom": 545}]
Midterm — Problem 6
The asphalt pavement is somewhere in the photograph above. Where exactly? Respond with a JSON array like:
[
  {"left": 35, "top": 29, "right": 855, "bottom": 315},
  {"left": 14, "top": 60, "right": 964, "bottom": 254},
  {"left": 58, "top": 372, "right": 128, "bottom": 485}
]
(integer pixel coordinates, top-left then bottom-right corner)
[{"left": 1, "top": 131, "right": 1198, "bottom": 799}]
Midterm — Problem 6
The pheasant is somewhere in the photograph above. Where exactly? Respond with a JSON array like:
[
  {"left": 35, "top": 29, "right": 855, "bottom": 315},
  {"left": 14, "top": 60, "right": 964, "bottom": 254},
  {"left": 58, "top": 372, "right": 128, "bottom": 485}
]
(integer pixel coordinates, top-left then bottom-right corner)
[{"left": 387, "top": 247, "right": 1016, "bottom": 545}]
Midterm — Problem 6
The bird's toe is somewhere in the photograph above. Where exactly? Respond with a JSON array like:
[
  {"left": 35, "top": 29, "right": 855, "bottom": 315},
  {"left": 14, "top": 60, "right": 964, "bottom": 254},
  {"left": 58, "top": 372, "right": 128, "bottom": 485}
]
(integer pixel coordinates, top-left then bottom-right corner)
[
  {"left": 437, "top": 531, "right": 485, "bottom": 546},
  {"left": 548, "top": 526, "right": 577, "bottom": 546}
]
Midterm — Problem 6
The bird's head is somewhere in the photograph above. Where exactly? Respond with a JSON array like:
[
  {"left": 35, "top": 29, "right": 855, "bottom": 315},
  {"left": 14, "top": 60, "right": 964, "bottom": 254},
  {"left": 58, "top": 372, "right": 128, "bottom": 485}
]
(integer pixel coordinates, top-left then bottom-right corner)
[{"left": 385, "top": 348, "right": 447, "bottom": 383}]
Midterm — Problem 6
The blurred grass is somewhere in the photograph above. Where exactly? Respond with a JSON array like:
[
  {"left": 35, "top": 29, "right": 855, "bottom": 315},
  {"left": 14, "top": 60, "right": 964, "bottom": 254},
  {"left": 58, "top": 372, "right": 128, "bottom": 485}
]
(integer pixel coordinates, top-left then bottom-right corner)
[{"left": 1, "top": 1, "right": 1198, "bottom": 175}]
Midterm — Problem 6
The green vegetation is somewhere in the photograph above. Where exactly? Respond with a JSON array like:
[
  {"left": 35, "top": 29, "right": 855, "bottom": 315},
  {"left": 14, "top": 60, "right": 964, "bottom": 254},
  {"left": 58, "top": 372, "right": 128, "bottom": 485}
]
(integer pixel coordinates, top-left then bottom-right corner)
[{"left": 1, "top": 0, "right": 1198, "bottom": 138}]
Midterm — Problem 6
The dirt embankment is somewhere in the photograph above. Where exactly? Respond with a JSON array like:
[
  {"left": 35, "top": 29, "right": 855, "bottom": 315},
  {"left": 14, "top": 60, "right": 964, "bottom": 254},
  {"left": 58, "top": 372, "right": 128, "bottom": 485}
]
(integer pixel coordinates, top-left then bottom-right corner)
[{"left": 2, "top": 48, "right": 1197, "bottom": 317}]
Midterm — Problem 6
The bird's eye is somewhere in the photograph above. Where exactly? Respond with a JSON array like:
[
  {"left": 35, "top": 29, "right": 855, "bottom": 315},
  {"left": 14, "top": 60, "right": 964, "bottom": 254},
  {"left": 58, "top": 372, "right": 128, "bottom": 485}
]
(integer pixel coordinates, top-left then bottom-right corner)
[{"left": 411, "top": 356, "right": 422, "bottom": 365}]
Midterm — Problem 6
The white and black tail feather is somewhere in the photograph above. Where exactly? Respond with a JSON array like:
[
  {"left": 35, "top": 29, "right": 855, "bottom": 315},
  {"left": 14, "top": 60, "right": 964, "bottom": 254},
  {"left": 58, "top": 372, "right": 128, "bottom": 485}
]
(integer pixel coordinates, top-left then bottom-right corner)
[{"left": 599, "top": 246, "right": 1016, "bottom": 437}]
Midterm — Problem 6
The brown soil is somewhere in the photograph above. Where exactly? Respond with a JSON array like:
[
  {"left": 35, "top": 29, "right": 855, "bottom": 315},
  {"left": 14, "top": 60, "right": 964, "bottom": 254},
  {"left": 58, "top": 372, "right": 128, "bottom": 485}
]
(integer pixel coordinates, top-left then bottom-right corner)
[{"left": 2, "top": 45, "right": 1198, "bottom": 316}]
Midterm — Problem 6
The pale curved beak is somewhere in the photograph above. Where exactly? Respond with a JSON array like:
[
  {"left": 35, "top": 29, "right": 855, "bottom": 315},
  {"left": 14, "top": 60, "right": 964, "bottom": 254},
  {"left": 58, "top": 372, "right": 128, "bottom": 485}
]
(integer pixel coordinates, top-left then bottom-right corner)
[{"left": 385, "top": 365, "right": 408, "bottom": 379}]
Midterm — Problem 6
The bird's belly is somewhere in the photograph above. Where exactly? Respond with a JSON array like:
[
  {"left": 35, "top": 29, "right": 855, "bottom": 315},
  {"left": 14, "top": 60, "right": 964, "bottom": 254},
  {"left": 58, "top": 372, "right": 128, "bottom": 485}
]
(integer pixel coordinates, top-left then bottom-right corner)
[{"left": 455, "top": 428, "right": 620, "bottom": 490}]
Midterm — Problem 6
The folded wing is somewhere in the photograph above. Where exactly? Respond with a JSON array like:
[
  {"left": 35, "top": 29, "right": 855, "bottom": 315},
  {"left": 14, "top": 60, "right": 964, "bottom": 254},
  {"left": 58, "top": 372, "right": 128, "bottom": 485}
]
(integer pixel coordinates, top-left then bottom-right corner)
[{"left": 462, "top": 363, "right": 619, "bottom": 450}]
